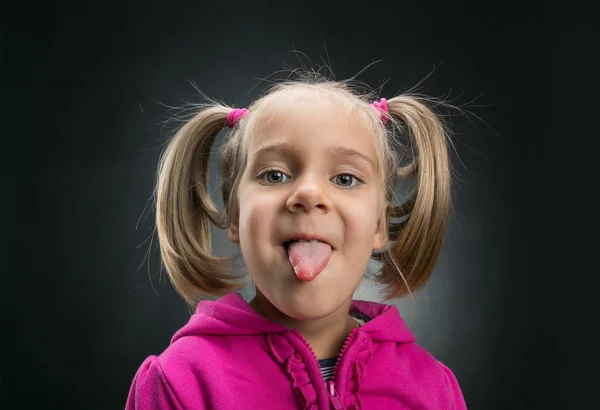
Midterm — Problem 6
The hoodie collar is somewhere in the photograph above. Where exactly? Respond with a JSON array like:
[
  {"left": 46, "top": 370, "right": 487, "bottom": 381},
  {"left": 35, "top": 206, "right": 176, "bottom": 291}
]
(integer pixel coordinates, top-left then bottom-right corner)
[
  {"left": 350, "top": 298, "right": 415, "bottom": 343},
  {"left": 171, "top": 292, "right": 414, "bottom": 345}
]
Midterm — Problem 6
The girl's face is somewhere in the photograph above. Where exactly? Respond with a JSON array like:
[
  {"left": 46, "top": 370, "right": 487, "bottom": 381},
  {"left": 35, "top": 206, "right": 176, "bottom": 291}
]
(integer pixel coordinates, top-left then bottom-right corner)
[{"left": 229, "top": 96, "right": 388, "bottom": 320}]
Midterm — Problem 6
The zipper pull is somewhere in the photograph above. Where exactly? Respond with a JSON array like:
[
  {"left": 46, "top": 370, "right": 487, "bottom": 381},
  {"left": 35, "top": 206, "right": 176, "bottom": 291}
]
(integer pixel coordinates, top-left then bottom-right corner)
[{"left": 327, "top": 381, "right": 344, "bottom": 410}]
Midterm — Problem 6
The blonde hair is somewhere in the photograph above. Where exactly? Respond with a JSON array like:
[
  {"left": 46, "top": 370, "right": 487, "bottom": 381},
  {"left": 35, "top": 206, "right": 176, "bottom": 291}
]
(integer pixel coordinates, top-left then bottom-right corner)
[{"left": 154, "top": 73, "right": 452, "bottom": 306}]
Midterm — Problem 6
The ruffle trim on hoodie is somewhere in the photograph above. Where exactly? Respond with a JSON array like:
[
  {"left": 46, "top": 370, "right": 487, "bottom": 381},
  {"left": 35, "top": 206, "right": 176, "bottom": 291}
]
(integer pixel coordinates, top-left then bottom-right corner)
[
  {"left": 338, "top": 335, "right": 373, "bottom": 410},
  {"left": 266, "top": 333, "right": 319, "bottom": 409}
]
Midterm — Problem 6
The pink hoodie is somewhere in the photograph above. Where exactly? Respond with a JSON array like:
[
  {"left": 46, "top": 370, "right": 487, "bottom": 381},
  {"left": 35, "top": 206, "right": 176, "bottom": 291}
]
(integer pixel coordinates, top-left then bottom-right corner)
[{"left": 126, "top": 292, "right": 466, "bottom": 409}]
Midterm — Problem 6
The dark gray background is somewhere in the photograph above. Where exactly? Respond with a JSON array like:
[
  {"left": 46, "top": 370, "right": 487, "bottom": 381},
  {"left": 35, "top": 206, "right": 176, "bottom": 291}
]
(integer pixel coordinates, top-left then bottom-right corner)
[{"left": 6, "top": 1, "right": 583, "bottom": 409}]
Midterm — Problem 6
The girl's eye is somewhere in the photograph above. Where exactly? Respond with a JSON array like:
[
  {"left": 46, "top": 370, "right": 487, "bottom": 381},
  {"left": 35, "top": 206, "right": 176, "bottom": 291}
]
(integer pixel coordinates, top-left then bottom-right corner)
[
  {"left": 262, "top": 170, "right": 289, "bottom": 184},
  {"left": 332, "top": 174, "right": 361, "bottom": 187}
]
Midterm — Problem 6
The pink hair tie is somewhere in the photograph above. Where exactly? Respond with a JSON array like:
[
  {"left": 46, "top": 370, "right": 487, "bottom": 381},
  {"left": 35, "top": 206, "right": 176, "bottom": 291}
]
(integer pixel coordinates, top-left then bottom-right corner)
[
  {"left": 370, "top": 98, "right": 389, "bottom": 125},
  {"left": 226, "top": 108, "right": 248, "bottom": 128}
]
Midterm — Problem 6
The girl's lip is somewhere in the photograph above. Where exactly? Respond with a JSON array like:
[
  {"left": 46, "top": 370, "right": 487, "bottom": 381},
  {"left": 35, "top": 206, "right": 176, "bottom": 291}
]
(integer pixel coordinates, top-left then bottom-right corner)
[{"left": 281, "top": 234, "right": 334, "bottom": 250}]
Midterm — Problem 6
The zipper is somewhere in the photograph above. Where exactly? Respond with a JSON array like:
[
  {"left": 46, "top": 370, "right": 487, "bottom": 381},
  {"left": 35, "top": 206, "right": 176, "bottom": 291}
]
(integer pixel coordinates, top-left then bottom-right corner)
[
  {"left": 293, "top": 327, "right": 360, "bottom": 410},
  {"left": 331, "top": 328, "right": 359, "bottom": 383},
  {"left": 327, "top": 380, "right": 344, "bottom": 409}
]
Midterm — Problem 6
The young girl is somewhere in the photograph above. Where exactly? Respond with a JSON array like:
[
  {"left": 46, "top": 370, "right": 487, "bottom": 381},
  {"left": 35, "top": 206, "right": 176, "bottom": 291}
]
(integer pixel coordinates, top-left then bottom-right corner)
[{"left": 126, "top": 73, "right": 467, "bottom": 409}]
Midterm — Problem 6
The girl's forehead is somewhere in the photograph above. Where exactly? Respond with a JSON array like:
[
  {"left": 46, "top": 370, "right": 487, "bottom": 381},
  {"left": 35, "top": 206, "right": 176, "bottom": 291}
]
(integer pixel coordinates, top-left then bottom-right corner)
[
  {"left": 243, "top": 89, "right": 382, "bottom": 165},
  {"left": 245, "top": 101, "right": 380, "bottom": 170},
  {"left": 251, "top": 107, "right": 368, "bottom": 146}
]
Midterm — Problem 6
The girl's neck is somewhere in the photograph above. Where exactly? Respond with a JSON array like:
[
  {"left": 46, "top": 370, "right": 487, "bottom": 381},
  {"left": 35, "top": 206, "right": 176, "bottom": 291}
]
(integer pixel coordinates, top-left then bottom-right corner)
[{"left": 249, "top": 292, "right": 358, "bottom": 360}]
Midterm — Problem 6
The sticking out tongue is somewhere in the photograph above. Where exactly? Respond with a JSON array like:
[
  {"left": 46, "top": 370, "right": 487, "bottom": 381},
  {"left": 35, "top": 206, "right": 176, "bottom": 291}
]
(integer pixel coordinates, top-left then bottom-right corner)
[{"left": 287, "top": 240, "right": 333, "bottom": 281}]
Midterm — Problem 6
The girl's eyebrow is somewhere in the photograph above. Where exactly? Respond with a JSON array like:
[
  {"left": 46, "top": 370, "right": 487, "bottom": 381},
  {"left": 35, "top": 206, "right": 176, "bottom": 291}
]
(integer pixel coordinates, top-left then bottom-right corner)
[
  {"left": 251, "top": 142, "right": 375, "bottom": 168},
  {"left": 329, "top": 146, "right": 375, "bottom": 168}
]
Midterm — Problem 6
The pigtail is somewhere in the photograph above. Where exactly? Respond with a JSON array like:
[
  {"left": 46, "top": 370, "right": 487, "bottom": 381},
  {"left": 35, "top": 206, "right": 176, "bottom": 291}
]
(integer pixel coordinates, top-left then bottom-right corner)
[
  {"left": 377, "top": 96, "right": 451, "bottom": 300},
  {"left": 155, "top": 105, "right": 247, "bottom": 306}
]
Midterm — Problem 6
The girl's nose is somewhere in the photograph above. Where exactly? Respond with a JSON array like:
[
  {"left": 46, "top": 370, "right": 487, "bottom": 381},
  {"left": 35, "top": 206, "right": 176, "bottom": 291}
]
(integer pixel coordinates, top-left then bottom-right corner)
[{"left": 285, "top": 174, "right": 332, "bottom": 213}]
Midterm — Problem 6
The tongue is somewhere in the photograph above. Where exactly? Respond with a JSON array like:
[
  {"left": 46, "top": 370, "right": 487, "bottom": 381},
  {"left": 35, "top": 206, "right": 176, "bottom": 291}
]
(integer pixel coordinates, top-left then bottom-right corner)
[{"left": 287, "top": 241, "right": 332, "bottom": 281}]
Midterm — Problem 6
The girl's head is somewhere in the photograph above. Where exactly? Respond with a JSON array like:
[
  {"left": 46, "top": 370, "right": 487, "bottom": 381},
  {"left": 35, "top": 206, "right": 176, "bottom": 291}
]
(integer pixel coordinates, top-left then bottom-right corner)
[{"left": 155, "top": 73, "right": 451, "bottom": 318}]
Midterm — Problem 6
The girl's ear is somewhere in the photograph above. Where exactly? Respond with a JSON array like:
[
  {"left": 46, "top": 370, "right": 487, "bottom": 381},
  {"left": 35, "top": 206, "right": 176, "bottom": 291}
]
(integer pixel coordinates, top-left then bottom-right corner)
[
  {"left": 373, "top": 201, "right": 391, "bottom": 250},
  {"left": 227, "top": 223, "right": 240, "bottom": 243}
]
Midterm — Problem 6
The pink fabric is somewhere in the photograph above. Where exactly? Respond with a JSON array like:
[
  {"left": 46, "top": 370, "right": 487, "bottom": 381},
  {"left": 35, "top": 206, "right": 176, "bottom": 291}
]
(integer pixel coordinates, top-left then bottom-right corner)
[
  {"left": 226, "top": 108, "right": 248, "bottom": 128},
  {"left": 126, "top": 293, "right": 467, "bottom": 409},
  {"left": 370, "top": 98, "right": 389, "bottom": 125}
]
